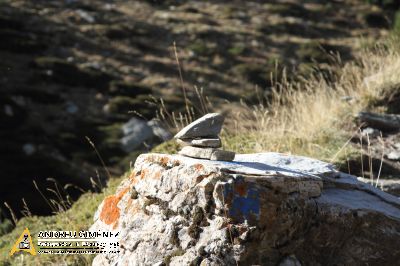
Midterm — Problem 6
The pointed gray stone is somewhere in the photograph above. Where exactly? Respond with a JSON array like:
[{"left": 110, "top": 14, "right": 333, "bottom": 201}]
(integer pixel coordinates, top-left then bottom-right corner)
[
  {"left": 178, "top": 146, "right": 235, "bottom": 161},
  {"left": 174, "top": 113, "right": 224, "bottom": 139},
  {"left": 177, "top": 138, "right": 222, "bottom": 148}
]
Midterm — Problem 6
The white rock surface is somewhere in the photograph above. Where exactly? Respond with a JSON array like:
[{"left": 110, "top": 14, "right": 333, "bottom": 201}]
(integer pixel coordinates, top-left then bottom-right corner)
[
  {"left": 387, "top": 150, "right": 400, "bottom": 161},
  {"left": 358, "top": 177, "right": 400, "bottom": 196}
]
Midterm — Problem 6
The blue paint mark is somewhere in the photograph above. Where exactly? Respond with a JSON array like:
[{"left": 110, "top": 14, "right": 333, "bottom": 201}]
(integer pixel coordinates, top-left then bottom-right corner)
[
  {"left": 230, "top": 186, "right": 260, "bottom": 220},
  {"left": 224, "top": 178, "right": 260, "bottom": 223}
]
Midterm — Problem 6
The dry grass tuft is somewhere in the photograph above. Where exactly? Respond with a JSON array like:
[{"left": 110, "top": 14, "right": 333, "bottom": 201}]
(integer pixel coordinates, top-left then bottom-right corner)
[{"left": 222, "top": 38, "right": 400, "bottom": 162}]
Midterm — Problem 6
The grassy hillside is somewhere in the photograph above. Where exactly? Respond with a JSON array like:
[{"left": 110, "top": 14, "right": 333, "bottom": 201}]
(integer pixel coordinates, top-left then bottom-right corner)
[
  {"left": 224, "top": 40, "right": 400, "bottom": 158},
  {"left": 2, "top": 0, "right": 400, "bottom": 265},
  {"left": 157, "top": 37, "right": 400, "bottom": 161},
  {"left": 2, "top": 36, "right": 400, "bottom": 265},
  {"left": 0, "top": 0, "right": 392, "bottom": 218}
]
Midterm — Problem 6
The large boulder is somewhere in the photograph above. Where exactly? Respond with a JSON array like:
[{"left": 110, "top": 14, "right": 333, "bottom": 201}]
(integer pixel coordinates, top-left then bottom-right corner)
[{"left": 90, "top": 152, "right": 400, "bottom": 265}]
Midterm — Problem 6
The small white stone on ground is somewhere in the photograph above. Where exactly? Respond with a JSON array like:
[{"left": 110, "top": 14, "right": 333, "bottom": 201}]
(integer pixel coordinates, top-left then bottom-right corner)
[
  {"left": 361, "top": 127, "right": 380, "bottom": 138},
  {"left": 387, "top": 150, "right": 400, "bottom": 161}
]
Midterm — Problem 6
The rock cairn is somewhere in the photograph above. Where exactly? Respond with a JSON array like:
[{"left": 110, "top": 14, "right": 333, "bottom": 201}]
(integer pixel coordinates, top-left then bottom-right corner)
[{"left": 174, "top": 113, "right": 235, "bottom": 161}]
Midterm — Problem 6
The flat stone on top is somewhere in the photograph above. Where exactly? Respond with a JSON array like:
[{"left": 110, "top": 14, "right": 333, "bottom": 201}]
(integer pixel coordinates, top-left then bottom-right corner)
[
  {"left": 177, "top": 138, "right": 222, "bottom": 148},
  {"left": 174, "top": 113, "right": 224, "bottom": 139},
  {"left": 179, "top": 146, "right": 235, "bottom": 161}
]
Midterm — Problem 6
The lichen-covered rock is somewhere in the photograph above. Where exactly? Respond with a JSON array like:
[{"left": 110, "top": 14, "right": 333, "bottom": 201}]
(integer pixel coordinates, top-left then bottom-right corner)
[{"left": 91, "top": 153, "right": 400, "bottom": 265}]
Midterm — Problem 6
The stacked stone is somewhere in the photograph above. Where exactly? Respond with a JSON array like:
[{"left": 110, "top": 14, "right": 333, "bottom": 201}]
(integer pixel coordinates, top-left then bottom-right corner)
[{"left": 175, "top": 113, "right": 235, "bottom": 161}]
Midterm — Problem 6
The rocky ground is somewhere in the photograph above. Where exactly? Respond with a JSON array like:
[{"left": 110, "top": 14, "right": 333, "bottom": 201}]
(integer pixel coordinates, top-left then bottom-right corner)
[
  {"left": 334, "top": 89, "right": 400, "bottom": 196},
  {"left": 0, "top": 0, "right": 396, "bottom": 221}
]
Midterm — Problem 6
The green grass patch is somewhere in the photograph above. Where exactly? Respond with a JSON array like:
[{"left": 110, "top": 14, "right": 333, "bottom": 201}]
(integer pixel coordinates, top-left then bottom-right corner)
[
  {"left": 151, "top": 140, "right": 180, "bottom": 154},
  {"left": 228, "top": 44, "right": 246, "bottom": 56}
]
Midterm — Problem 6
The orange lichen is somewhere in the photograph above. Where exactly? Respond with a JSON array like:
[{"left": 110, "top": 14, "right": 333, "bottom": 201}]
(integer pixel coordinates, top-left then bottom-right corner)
[
  {"left": 153, "top": 171, "right": 161, "bottom": 179},
  {"left": 159, "top": 156, "right": 169, "bottom": 167},
  {"left": 131, "top": 177, "right": 139, "bottom": 186},
  {"left": 145, "top": 155, "right": 156, "bottom": 163},
  {"left": 126, "top": 198, "right": 133, "bottom": 209},
  {"left": 129, "top": 171, "right": 136, "bottom": 179},
  {"left": 144, "top": 154, "right": 180, "bottom": 167},
  {"left": 128, "top": 171, "right": 140, "bottom": 186},
  {"left": 100, "top": 187, "right": 129, "bottom": 227},
  {"left": 193, "top": 164, "right": 204, "bottom": 171},
  {"left": 140, "top": 169, "right": 148, "bottom": 179}
]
